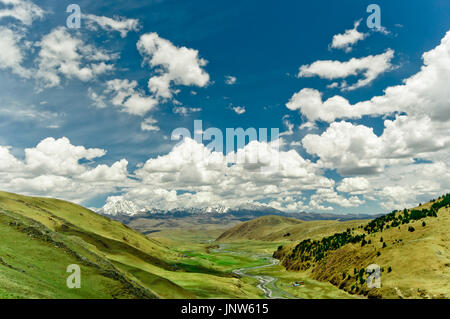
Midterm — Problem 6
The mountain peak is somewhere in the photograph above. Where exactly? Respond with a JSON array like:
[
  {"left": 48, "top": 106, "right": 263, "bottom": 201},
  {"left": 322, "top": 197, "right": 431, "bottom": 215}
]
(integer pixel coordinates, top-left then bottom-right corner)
[{"left": 98, "top": 196, "right": 141, "bottom": 216}]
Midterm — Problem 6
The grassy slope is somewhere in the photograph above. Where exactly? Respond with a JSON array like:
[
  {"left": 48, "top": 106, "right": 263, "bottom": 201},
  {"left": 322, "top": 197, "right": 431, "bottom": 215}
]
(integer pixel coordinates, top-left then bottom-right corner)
[
  {"left": 216, "top": 215, "right": 367, "bottom": 242},
  {"left": 0, "top": 191, "right": 262, "bottom": 299},
  {"left": 147, "top": 228, "right": 267, "bottom": 298},
  {"left": 214, "top": 217, "right": 366, "bottom": 299},
  {"left": 129, "top": 215, "right": 242, "bottom": 236},
  {"left": 245, "top": 263, "right": 361, "bottom": 299},
  {"left": 216, "top": 215, "right": 302, "bottom": 241},
  {"left": 0, "top": 191, "right": 192, "bottom": 299},
  {"left": 196, "top": 237, "right": 358, "bottom": 299},
  {"left": 275, "top": 199, "right": 450, "bottom": 299}
]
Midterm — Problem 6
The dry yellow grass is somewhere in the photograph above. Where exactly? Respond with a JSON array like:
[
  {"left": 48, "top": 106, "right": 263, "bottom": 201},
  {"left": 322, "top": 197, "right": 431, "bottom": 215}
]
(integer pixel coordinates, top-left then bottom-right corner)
[
  {"left": 276, "top": 202, "right": 450, "bottom": 298},
  {"left": 217, "top": 215, "right": 368, "bottom": 242}
]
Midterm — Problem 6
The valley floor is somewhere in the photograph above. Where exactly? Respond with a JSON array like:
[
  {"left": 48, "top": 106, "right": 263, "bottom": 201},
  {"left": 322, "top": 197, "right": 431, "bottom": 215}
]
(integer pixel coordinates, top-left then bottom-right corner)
[
  {"left": 2, "top": 190, "right": 449, "bottom": 299},
  {"left": 149, "top": 230, "right": 358, "bottom": 299}
]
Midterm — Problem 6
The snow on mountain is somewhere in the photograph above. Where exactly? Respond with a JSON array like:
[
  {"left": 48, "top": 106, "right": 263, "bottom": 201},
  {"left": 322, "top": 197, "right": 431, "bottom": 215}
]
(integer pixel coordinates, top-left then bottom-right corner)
[
  {"left": 98, "top": 197, "right": 279, "bottom": 217},
  {"left": 98, "top": 196, "right": 141, "bottom": 216},
  {"left": 204, "top": 204, "right": 230, "bottom": 214}
]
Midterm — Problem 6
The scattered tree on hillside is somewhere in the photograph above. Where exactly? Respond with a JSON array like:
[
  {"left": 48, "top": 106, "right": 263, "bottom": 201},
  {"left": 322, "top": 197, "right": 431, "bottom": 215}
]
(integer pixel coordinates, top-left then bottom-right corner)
[
  {"left": 290, "top": 230, "right": 366, "bottom": 265},
  {"left": 278, "top": 193, "right": 450, "bottom": 272}
]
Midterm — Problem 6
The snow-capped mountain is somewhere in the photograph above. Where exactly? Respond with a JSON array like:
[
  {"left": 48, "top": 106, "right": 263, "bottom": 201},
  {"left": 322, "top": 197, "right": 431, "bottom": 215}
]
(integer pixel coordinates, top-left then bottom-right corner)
[
  {"left": 164, "top": 203, "right": 272, "bottom": 215},
  {"left": 97, "top": 198, "right": 378, "bottom": 223},
  {"left": 204, "top": 204, "right": 230, "bottom": 214},
  {"left": 98, "top": 196, "right": 142, "bottom": 216},
  {"left": 98, "top": 198, "right": 279, "bottom": 218}
]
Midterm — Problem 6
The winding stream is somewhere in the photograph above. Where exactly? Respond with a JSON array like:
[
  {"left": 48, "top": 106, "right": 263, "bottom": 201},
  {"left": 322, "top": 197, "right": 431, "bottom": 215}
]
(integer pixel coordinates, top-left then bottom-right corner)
[{"left": 212, "top": 245, "right": 297, "bottom": 299}]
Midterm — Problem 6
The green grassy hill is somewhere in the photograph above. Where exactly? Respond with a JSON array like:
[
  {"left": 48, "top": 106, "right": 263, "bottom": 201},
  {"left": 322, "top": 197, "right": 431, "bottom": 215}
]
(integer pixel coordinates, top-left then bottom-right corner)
[
  {"left": 216, "top": 215, "right": 367, "bottom": 242},
  {"left": 0, "top": 191, "right": 193, "bottom": 299},
  {"left": 0, "top": 191, "right": 262, "bottom": 299},
  {"left": 274, "top": 194, "right": 450, "bottom": 299}
]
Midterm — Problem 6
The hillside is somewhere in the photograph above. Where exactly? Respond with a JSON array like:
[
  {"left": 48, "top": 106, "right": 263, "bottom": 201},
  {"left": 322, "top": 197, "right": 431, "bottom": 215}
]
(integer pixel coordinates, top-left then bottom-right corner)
[
  {"left": 216, "top": 215, "right": 368, "bottom": 242},
  {"left": 0, "top": 191, "right": 262, "bottom": 299},
  {"left": 274, "top": 194, "right": 450, "bottom": 299},
  {"left": 0, "top": 191, "right": 195, "bottom": 299}
]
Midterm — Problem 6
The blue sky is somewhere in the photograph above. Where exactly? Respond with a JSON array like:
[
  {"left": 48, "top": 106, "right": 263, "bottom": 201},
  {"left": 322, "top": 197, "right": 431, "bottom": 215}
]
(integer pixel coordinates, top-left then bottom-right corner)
[{"left": 1, "top": 0, "right": 450, "bottom": 214}]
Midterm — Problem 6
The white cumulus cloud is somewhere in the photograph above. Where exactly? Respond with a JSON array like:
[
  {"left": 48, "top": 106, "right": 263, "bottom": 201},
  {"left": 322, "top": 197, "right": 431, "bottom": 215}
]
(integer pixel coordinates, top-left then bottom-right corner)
[
  {"left": 84, "top": 14, "right": 140, "bottom": 38},
  {"left": 0, "top": 27, "right": 31, "bottom": 78},
  {"left": 232, "top": 106, "right": 246, "bottom": 115},
  {"left": 104, "top": 79, "right": 158, "bottom": 116},
  {"left": 36, "top": 27, "right": 116, "bottom": 88},
  {"left": 137, "top": 32, "right": 210, "bottom": 99},
  {"left": 287, "top": 30, "right": 450, "bottom": 123},
  {"left": 298, "top": 49, "right": 395, "bottom": 91},
  {"left": 330, "top": 20, "right": 368, "bottom": 52},
  {"left": 0, "top": 0, "right": 45, "bottom": 25},
  {"left": 225, "top": 75, "right": 236, "bottom": 85}
]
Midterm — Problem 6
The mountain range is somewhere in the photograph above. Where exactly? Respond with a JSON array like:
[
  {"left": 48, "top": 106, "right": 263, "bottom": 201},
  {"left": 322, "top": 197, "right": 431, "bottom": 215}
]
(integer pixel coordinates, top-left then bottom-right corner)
[
  {"left": 2, "top": 189, "right": 449, "bottom": 299},
  {"left": 97, "top": 197, "right": 379, "bottom": 224},
  {"left": 98, "top": 197, "right": 280, "bottom": 217}
]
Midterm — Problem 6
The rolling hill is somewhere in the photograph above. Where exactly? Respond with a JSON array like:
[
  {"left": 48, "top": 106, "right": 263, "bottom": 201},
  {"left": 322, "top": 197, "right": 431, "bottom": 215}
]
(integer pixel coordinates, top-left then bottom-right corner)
[
  {"left": 0, "top": 190, "right": 193, "bottom": 299},
  {"left": 216, "top": 215, "right": 368, "bottom": 242},
  {"left": 97, "top": 197, "right": 378, "bottom": 236},
  {"left": 273, "top": 194, "right": 450, "bottom": 299},
  {"left": 0, "top": 191, "right": 262, "bottom": 299},
  {"left": 4, "top": 189, "right": 449, "bottom": 299}
]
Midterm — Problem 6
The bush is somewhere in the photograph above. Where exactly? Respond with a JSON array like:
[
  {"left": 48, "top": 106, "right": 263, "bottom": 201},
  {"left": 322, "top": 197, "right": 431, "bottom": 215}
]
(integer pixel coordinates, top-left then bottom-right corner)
[
  {"left": 387, "top": 266, "right": 392, "bottom": 273},
  {"left": 408, "top": 226, "right": 415, "bottom": 232},
  {"left": 422, "top": 221, "right": 426, "bottom": 227}
]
